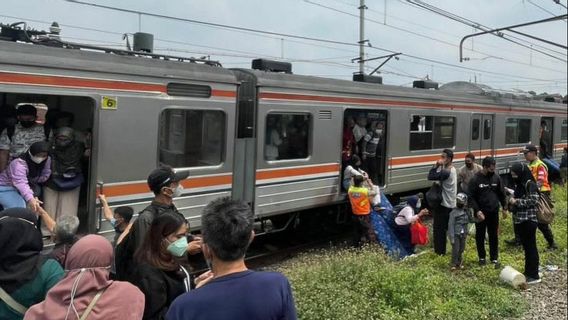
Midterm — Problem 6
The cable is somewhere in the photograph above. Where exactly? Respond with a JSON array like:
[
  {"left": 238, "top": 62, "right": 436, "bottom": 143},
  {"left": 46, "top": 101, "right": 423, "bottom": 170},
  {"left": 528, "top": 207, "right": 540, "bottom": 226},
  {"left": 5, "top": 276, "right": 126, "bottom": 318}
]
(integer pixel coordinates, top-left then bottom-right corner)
[{"left": 527, "top": 0, "right": 559, "bottom": 16}]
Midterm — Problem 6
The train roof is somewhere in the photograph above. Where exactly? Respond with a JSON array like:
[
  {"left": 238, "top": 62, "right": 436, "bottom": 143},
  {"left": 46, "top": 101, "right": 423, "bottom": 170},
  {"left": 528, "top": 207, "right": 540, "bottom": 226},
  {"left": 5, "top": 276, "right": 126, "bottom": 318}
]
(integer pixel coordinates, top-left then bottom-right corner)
[
  {"left": 0, "top": 40, "right": 238, "bottom": 85},
  {"left": 235, "top": 69, "right": 567, "bottom": 113}
]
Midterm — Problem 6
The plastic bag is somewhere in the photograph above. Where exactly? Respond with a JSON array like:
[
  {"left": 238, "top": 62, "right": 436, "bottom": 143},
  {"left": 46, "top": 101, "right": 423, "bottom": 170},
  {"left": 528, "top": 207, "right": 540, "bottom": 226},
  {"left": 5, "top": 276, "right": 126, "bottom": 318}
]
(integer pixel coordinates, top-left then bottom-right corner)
[{"left": 410, "top": 220, "right": 429, "bottom": 245}]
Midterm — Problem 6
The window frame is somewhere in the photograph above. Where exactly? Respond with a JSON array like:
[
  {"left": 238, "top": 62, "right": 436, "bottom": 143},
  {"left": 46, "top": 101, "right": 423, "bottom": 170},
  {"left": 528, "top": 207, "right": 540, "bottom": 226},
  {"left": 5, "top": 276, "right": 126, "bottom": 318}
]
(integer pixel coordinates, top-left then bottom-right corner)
[
  {"left": 471, "top": 118, "right": 480, "bottom": 141},
  {"left": 504, "top": 117, "right": 532, "bottom": 145},
  {"left": 264, "top": 112, "right": 312, "bottom": 162},
  {"left": 561, "top": 119, "right": 568, "bottom": 142},
  {"left": 409, "top": 114, "right": 456, "bottom": 151},
  {"left": 157, "top": 107, "right": 227, "bottom": 170}
]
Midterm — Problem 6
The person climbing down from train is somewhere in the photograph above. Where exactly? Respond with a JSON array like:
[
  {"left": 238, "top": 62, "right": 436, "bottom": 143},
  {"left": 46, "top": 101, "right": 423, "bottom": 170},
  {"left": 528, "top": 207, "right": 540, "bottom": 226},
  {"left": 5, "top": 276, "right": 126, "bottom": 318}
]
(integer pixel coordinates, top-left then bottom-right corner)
[
  {"left": 44, "top": 215, "right": 81, "bottom": 267},
  {"left": 342, "top": 155, "right": 368, "bottom": 190},
  {"left": 348, "top": 175, "right": 377, "bottom": 247},
  {"left": 392, "top": 195, "right": 429, "bottom": 256},
  {"left": 448, "top": 193, "right": 476, "bottom": 271},
  {"left": 99, "top": 193, "right": 134, "bottom": 245},
  {"left": 0, "top": 104, "right": 46, "bottom": 173},
  {"left": 114, "top": 166, "right": 201, "bottom": 281},
  {"left": 467, "top": 156, "right": 507, "bottom": 268},
  {"left": 265, "top": 116, "right": 283, "bottom": 161},
  {"left": 507, "top": 163, "right": 541, "bottom": 285},
  {"left": 0, "top": 208, "right": 64, "bottom": 320},
  {"left": 457, "top": 152, "right": 482, "bottom": 194},
  {"left": 0, "top": 141, "right": 51, "bottom": 211},
  {"left": 361, "top": 120, "right": 380, "bottom": 185},
  {"left": 24, "top": 235, "right": 145, "bottom": 320},
  {"left": 166, "top": 197, "right": 297, "bottom": 320},
  {"left": 427, "top": 148, "right": 457, "bottom": 256},
  {"left": 43, "top": 127, "right": 87, "bottom": 232}
]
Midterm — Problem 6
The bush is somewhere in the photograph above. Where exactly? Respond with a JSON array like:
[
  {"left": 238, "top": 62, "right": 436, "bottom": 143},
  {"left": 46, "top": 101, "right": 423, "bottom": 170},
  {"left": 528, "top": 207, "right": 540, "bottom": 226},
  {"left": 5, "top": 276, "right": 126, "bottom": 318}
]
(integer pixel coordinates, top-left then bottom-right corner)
[{"left": 278, "top": 186, "right": 567, "bottom": 320}]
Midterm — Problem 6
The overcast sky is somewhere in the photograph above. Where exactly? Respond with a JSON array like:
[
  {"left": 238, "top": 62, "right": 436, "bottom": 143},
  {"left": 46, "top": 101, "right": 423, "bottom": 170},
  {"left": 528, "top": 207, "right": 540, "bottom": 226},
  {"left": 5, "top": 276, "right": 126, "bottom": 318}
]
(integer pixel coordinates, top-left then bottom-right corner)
[{"left": 2, "top": 0, "right": 567, "bottom": 94}]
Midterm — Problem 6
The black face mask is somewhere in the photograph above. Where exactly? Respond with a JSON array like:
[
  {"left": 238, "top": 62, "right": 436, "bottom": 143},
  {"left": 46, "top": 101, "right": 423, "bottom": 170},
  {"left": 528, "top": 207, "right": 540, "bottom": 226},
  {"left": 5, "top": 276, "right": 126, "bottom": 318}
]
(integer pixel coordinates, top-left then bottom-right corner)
[
  {"left": 486, "top": 171, "right": 495, "bottom": 177},
  {"left": 20, "top": 120, "right": 35, "bottom": 128}
]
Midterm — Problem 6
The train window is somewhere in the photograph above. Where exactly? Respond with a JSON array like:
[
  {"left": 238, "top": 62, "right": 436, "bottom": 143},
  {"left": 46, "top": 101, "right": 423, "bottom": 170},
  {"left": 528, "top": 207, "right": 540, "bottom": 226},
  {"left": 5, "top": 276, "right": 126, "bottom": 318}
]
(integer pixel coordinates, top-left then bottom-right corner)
[
  {"left": 159, "top": 109, "right": 225, "bottom": 168},
  {"left": 483, "top": 119, "right": 492, "bottom": 140},
  {"left": 265, "top": 113, "right": 311, "bottom": 160},
  {"left": 505, "top": 118, "right": 531, "bottom": 144},
  {"left": 561, "top": 119, "right": 568, "bottom": 141},
  {"left": 471, "top": 119, "right": 480, "bottom": 140},
  {"left": 410, "top": 115, "right": 454, "bottom": 150}
]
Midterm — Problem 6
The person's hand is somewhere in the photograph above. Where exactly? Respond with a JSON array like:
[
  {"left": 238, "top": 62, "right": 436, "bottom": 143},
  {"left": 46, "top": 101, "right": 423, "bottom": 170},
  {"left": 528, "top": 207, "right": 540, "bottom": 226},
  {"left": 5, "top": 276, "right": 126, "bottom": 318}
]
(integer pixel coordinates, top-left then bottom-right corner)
[
  {"left": 362, "top": 154, "right": 367, "bottom": 160},
  {"left": 476, "top": 211, "right": 485, "bottom": 221},
  {"left": 418, "top": 208, "right": 429, "bottom": 217},
  {"left": 27, "top": 197, "right": 43, "bottom": 213},
  {"left": 508, "top": 197, "right": 517, "bottom": 205},
  {"left": 436, "top": 159, "right": 444, "bottom": 167},
  {"left": 187, "top": 239, "right": 202, "bottom": 255},
  {"left": 195, "top": 270, "right": 214, "bottom": 289},
  {"left": 98, "top": 194, "right": 108, "bottom": 206}
]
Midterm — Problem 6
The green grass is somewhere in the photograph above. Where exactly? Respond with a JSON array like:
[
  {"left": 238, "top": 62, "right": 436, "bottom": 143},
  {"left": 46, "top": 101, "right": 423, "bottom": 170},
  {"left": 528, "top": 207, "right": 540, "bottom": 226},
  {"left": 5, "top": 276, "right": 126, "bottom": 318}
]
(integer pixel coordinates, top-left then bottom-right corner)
[{"left": 278, "top": 186, "right": 567, "bottom": 320}]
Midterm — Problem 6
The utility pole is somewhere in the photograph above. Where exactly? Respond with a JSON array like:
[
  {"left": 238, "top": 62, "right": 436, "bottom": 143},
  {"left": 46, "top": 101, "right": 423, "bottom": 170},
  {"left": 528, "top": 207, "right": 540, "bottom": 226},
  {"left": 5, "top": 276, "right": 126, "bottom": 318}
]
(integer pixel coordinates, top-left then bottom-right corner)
[{"left": 358, "top": 0, "right": 367, "bottom": 74}]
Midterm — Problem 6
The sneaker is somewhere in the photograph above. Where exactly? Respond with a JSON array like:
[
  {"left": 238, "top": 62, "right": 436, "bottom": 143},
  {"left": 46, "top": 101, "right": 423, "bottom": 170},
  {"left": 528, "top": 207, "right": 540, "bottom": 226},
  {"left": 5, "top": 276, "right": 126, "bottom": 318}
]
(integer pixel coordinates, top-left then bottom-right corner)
[
  {"left": 526, "top": 277, "right": 542, "bottom": 285},
  {"left": 479, "top": 259, "right": 487, "bottom": 266},
  {"left": 491, "top": 260, "right": 501, "bottom": 269},
  {"left": 505, "top": 238, "right": 521, "bottom": 246},
  {"left": 459, "top": 264, "right": 465, "bottom": 270},
  {"left": 450, "top": 266, "right": 457, "bottom": 271}
]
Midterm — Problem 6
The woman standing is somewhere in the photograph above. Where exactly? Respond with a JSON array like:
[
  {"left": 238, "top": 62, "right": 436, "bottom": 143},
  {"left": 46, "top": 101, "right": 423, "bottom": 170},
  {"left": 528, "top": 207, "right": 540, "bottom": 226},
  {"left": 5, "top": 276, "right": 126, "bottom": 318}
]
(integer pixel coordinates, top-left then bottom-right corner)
[
  {"left": 44, "top": 127, "right": 85, "bottom": 222},
  {"left": 24, "top": 235, "right": 145, "bottom": 320},
  {"left": 0, "top": 141, "right": 51, "bottom": 211},
  {"left": 131, "top": 212, "right": 192, "bottom": 320},
  {"left": 0, "top": 208, "right": 64, "bottom": 320},
  {"left": 508, "top": 163, "right": 541, "bottom": 285}
]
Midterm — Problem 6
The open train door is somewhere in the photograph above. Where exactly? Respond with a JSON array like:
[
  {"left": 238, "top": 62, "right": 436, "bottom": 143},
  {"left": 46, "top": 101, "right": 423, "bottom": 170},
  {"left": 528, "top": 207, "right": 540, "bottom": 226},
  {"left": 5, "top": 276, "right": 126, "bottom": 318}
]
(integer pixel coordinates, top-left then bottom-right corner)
[{"left": 470, "top": 114, "right": 494, "bottom": 161}]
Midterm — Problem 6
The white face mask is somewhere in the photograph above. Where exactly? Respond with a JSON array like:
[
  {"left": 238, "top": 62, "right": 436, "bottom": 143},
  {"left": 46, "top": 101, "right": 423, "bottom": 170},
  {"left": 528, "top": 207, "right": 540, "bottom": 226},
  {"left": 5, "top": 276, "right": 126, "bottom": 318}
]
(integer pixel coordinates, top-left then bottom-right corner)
[
  {"left": 172, "top": 184, "right": 184, "bottom": 198},
  {"left": 31, "top": 155, "right": 47, "bottom": 164},
  {"left": 416, "top": 199, "right": 421, "bottom": 209}
]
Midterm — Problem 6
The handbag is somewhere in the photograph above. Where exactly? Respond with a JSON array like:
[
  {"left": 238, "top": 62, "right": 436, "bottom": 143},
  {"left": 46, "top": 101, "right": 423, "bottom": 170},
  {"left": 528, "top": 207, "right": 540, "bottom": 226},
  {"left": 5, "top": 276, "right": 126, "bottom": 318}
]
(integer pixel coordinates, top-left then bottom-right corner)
[
  {"left": 425, "top": 183, "right": 443, "bottom": 209},
  {"left": 0, "top": 285, "right": 27, "bottom": 315},
  {"left": 410, "top": 220, "right": 429, "bottom": 245},
  {"left": 51, "top": 172, "right": 84, "bottom": 191}
]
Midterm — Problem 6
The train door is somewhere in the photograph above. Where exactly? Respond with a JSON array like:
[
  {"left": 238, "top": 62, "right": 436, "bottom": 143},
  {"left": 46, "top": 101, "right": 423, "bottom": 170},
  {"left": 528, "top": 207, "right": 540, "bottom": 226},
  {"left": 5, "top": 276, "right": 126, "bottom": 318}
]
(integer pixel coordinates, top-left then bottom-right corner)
[
  {"left": 342, "top": 109, "right": 388, "bottom": 187},
  {"left": 470, "top": 114, "right": 494, "bottom": 160},
  {"left": 540, "top": 117, "right": 554, "bottom": 158}
]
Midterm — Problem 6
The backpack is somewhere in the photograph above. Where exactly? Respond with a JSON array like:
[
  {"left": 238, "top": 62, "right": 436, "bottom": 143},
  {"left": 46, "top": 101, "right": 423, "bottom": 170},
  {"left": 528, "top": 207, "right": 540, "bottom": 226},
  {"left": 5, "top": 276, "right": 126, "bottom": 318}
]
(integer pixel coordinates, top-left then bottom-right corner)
[
  {"left": 525, "top": 180, "right": 554, "bottom": 224},
  {"left": 382, "top": 203, "right": 407, "bottom": 228}
]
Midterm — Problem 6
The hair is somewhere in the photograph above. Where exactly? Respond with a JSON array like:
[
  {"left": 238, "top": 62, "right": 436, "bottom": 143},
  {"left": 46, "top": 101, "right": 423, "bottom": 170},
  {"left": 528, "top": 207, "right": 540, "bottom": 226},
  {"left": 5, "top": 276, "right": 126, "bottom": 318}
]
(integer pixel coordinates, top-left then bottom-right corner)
[
  {"left": 350, "top": 154, "right": 361, "bottom": 167},
  {"left": 353, "top": 175, "right": 365, "bottom": 187},
  {"left": 442, "top": 148, "right": 454, "bottom": 161},
  {"left": 465, "top": 152, "right": 476, "bottom": 160},
  {"left": 135, "top": 212, "right": 186, "bottom": 271},
  {"left": 16, "top": 104, "right": 37, "bottom": 117},
  {"left": 54, "top": 215, "right": 80, "bottom": 243},
  {"left": 114, "top": 206, "right": 134, "bottom": 222},
  {"left": 482, "top": 156, "right": 496, "bottom": 168},
  {"left": 201, "top": 197, "right": 254, "bottom": 262}
]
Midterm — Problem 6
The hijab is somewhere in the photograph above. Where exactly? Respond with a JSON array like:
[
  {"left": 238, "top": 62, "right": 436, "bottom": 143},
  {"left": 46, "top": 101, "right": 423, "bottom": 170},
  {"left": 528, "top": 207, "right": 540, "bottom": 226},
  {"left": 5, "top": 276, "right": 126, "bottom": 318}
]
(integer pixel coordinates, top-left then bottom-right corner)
[
  {"left": 511, "top": 162, "right": 537, "bottom": 198},
  {"left": 24, "top": 235, "right": 145, "bottom": 320},
  {"left": 51, "top": 127, "right": 84, "bottom": 176},
  {"left": 406, "top": 195, "right": 420, "bottom": 214},
  {"left": 0, "top": 208, "right": 43, "bottom": 293},
  {"left": 20, "top": 141, "right": 50, "bottom": 179}
]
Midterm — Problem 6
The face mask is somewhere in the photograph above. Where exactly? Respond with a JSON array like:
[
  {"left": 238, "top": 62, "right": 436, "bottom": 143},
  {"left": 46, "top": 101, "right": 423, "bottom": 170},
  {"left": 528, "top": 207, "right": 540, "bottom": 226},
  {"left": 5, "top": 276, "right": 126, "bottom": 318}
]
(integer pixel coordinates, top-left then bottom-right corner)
[
  {"left": 31, "top": 155, "right": 47, "bottom": 164},
  {"left": 20, "top": 120, "right": 36, "bottom": 128},
  {"left": 416, "top": 199, "right": 421, "bottom": 209},
  {"left": 110, "top": 218, "right": 117, "bottom": 227},
  {"left": 486, "top": 171, "right": 495, "bottom": 177},
  {"left": 55, "top": 138, "right": 72, "bottom": 148},
  {"left": 167, "top": 237, "right": 188, "bottom": 257},
  {"left": 465, "top": 162, "right": 473, "bottom": 168},
  {"left": 172, "top": 185, "right": 183, "bottom": 198}
]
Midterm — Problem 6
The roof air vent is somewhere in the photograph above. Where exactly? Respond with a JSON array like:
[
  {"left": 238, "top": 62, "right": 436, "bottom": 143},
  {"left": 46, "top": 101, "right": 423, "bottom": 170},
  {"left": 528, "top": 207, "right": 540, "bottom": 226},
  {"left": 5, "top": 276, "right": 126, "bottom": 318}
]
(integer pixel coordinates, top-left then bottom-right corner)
[
  {"left": 251, "top": 59, "right": 292, "bottom": 73},
  {"left": 413, "top": 80, "right": 439, "bottom": 90},
  {"left": 353, "top": 74, "right": 383, "bottom": 84},
  {"left": 133, "top": 32, "right": 154, "bottom": 53}
]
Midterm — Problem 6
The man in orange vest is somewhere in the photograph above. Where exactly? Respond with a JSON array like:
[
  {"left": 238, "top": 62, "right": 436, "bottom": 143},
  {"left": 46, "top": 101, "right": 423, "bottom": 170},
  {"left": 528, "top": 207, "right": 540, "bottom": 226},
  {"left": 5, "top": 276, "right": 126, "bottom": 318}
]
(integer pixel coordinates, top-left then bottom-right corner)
[
  {"left": 506, "top": 144, "right": 557, "bottom": 249},
  {"left": 348, "top": 175, "right": 377, "bottom": 246}
]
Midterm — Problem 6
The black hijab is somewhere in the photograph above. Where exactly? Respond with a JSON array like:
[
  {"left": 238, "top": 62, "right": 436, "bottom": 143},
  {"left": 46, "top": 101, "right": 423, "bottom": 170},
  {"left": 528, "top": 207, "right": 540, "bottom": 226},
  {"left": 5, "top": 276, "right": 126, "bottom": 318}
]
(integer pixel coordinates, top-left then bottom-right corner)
[
  {"left": 0, "top": 208, "right": 43, "bottom": 293},
  {"left": 51, "top": 127, "right": 84, "bottom": 175},
  {"left": 511, "top": 162, "right": 538, "bottom": 198},
  {"left": 19, "top": 141, "right": 50, "bottom": 179}
]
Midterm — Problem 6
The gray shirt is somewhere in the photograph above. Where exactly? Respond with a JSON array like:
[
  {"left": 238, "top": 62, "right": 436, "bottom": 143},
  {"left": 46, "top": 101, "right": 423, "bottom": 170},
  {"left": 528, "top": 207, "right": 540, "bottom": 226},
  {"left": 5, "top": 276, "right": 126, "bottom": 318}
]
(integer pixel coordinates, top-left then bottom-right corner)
[{"left": 441, "top": 166, "right": 457, "bottom": 208}]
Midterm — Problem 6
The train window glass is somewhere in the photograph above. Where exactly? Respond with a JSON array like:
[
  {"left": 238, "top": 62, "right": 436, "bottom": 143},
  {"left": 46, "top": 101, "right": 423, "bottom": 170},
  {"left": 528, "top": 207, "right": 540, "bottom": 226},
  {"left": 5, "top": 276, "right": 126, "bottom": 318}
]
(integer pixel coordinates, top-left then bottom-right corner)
[
  {"left": 159, "top": 109, "right": 225, "bottom": 168},
  {"left": 483, "top": 119, "right": 492, "bottom": 140},
  {"left": 265, "top": 113, "right": 310, "bottom": 160},
  {"left": 410, "top": 115, "right": 454, "bottom": 150},
  {"left": 561, "top": 119, "right": 568, "bottom": 141},
  {"left": 471, "top": 119, "right": 480, "bottom": 140},
  {"left": 505, "top": 118, "right": 532, "bottom": 144}
]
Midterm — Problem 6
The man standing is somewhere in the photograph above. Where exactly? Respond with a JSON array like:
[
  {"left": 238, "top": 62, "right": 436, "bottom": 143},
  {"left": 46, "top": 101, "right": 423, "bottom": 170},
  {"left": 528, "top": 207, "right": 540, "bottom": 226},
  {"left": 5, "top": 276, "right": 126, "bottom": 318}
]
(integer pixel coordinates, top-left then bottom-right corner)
[
  {"left": 468, "top": 157, "right": 507, "bottom": 268},
  {"left": 115, "top": 166, "right": 201, "bottom": 280},
  {"left": 347, "top": 175, "right": 377, "bottom": 246},
  {"left": 0, "top": 104, "right": 46, "bottom": 172},
  {"left": 427, "top": 149, "right": 457, "bottom": 255},
  {"left": 457, "top": 152, "right": 482, "bottom": 193},
  {"left": 166, "top": 198, "right": 297, "bottom": 320},
  {"left": 507, "top": 144, "right": 557, "bottom": 249}
]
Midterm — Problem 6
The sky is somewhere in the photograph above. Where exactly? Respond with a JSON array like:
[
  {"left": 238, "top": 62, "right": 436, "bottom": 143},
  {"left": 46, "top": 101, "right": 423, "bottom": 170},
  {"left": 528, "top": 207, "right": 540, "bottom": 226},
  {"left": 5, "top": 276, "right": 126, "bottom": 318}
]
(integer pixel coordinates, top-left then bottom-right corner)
[{"left": 2, "top": 0, "right": 567, "bottom": 94}]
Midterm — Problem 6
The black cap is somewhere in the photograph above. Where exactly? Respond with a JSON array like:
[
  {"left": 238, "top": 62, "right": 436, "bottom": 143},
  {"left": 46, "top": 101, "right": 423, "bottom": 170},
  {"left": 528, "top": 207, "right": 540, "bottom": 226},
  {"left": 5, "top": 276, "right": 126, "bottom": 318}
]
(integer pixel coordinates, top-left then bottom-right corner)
[
  {"left": 522, "top": 144, "right": 538, "bottom": 154},
  {"left": 147, "top": 166, "right": 189, "bottom": 194}
]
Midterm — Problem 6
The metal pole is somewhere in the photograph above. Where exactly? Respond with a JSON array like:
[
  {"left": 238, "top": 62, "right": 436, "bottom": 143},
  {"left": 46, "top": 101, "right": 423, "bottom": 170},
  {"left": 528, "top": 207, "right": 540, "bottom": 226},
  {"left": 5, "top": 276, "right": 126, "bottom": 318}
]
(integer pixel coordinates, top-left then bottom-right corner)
[{"left": 359, "top": 0, "right": 366, "bottom": 74}]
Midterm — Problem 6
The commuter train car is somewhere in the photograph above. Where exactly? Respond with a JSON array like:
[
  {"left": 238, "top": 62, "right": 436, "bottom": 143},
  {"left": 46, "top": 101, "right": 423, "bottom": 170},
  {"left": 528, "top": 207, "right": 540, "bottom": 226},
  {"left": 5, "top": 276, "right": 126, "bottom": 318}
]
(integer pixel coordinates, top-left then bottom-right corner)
[{"left": 0, "top": 25, "right": 566, "bottom": 241}]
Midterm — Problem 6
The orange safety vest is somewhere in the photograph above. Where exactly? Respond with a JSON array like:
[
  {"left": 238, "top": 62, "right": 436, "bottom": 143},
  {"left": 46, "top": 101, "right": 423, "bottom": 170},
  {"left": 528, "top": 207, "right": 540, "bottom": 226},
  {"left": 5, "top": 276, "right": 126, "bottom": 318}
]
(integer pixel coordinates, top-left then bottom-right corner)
[
  {"left": 348, "top": 186, "right": 371, "bottom": 215},
  {"left": 528, "top": 158, "right": 551, "bottom": 192}
]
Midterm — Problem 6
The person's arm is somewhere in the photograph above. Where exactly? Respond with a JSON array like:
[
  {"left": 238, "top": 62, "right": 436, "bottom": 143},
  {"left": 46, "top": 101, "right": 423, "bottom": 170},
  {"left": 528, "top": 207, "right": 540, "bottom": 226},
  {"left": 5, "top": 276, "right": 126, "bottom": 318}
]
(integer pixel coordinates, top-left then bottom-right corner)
[
  {"left": 496, "top": 176, "right": 507, "bottom": 210},
  {"left": 512, "top": 183, "right": 540, "bottom": 209},
  {"left": 136, "top": 272, "right": 168, "bottom": 320},
  {"left": 0, "top": 129, "right": 9, "bottom": 172},
  {"left": 427, "top": 165, "right": 450, "bottom": 181},
  {"left": 271, "top": 129, "right": 282, "bottom": 146},
  {"left": 361, "top": 134, "right": 370, "bottom": 159},
  {"left": 98, "top": 194, "right": 114, "bottom": 222},
  {"left": 467, "top": 177, "right": 481, "bottom": 217},
  {"left": 37, "top": 157, "right": 52, "bottom": 183},
  {"left": 0, "top": 150, "right": 8, "bottom": 173},
  {"left": 116, "top": 222, "right": 133, "bottom": 245},
  {"left": 536, "top": 164, "right": 547, "bottom": 189},
  {"left": 36, "top": 206, "right": 56, "bottom": 234},
  {"left": 9, "top": 159, "right": 35, "bottom": 203},
  {"left": 133, "top": 215, "right": 151, "bottom": 249}
]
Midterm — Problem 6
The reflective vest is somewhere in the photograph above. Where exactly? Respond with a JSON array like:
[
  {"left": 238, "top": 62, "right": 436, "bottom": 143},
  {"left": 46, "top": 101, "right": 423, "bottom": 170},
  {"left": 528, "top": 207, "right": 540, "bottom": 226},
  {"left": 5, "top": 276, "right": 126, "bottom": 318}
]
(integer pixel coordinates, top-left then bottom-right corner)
[
  {"left": 348, "top": 186, "right": 371, "bottom": 215},
  {"left": 528, "top": 158, "right": 551, "bottom": 192}
]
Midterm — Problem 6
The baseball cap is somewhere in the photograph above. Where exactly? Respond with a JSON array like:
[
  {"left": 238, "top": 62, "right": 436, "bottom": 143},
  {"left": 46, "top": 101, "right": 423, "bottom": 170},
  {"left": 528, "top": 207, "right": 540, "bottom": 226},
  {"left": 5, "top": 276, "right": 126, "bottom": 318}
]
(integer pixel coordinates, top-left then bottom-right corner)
[
  {"left": 147, "top": 166, "right": 189, "bottom": 193},
  {"left": 522, "top": 144, "right": 538, "bottom": 154}
]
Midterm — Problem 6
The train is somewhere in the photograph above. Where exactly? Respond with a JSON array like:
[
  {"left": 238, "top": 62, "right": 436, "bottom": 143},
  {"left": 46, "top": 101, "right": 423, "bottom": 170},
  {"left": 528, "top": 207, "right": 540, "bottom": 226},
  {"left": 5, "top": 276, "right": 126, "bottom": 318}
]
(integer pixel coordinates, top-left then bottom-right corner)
[{"left": 0, "top": 22, "right": 566, "bottom": 241}]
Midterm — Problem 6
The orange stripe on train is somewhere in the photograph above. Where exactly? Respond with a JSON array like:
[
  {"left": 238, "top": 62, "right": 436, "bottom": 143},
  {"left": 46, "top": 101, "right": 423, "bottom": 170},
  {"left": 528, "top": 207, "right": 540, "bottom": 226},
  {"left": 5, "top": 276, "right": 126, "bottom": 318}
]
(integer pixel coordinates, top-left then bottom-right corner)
[
  {"left": 103, "top": 175, "right": 233, "bottom": 197},
  {"left": 256, "top": 164, "right": 340, "bottom": 180}
]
